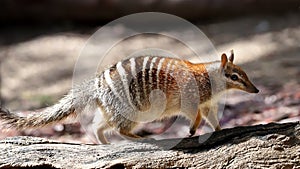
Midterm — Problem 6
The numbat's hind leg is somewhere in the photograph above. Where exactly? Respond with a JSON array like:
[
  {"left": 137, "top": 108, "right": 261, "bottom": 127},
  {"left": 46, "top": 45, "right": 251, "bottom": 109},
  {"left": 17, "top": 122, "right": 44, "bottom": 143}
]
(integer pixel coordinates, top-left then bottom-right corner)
[{"left": 92, "top": 111, "right": 110, "bottom": 144}]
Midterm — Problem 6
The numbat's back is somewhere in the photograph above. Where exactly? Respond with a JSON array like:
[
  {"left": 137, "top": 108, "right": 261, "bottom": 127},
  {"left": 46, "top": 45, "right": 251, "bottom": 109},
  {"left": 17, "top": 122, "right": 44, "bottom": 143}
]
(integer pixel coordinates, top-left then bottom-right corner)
[{"left": 0, "top": 51, "right": 259, "bottom": 144}]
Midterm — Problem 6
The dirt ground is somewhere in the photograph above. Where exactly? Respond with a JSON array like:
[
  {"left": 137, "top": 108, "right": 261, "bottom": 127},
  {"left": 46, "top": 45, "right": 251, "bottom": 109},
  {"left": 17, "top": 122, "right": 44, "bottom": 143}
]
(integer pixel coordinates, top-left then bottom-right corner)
[{"left": 0, "top": 12, "right": 299, "bottom": 144}]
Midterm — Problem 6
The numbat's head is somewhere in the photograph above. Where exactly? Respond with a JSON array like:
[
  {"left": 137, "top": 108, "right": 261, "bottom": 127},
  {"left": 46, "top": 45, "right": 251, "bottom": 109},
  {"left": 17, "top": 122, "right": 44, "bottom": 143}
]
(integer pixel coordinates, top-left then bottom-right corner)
[{"left": 220, "top": 50, "right": 259, "bottom": 93}]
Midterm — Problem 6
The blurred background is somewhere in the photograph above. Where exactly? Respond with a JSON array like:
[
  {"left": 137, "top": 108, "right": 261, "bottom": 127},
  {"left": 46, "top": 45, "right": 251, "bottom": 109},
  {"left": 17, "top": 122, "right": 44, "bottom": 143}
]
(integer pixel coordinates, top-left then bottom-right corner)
[{"left": 0, "top": 0, "right": 299, "bottom": 144}]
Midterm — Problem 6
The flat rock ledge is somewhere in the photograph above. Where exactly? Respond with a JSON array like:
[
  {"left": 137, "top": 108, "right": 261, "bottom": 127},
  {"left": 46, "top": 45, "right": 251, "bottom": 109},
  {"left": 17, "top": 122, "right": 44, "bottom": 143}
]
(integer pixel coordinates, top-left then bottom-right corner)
[{"left": 0, "top": 122, "right": 299, "bottom": 168}]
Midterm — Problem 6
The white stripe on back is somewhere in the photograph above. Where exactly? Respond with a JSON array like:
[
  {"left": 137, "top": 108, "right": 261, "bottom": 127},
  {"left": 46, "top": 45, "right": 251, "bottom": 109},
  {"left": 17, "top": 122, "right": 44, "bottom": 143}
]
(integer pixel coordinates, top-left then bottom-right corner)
[
  {"left": 156, "top": 58, "right": 165, "bottom": 89},
  {"left": 142, "top": 56, "right": 150, "bottom": 99},
  {"left": 104, "top": 69, "right": 123, "bottom": 102},
  {"left": 117, "top": 61, "right": 135, "bottom": 109}
]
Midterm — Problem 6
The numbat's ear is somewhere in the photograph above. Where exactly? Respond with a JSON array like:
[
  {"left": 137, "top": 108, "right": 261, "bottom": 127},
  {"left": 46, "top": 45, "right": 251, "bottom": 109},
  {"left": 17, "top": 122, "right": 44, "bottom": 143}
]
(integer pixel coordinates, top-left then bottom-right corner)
[
  {"left": 229, "top": 50, "right": 234, "bottom": 63},
  {"left": 220, "top": 53, "right": 228, "bottom": 71}
]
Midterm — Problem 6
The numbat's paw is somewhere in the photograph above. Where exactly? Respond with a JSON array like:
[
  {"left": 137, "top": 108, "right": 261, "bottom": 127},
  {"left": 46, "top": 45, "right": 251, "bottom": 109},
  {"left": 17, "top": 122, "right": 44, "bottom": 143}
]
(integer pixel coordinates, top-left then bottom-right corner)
[{"left": 189, "top": 129, "right": 196, "bottom": 137}]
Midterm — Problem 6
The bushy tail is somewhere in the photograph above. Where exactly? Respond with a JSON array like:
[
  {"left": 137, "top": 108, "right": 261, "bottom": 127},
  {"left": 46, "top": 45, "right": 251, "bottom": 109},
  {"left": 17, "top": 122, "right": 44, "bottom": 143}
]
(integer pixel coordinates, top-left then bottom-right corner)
[{"left": 0, "top": 79, "right": 97, "bottom": 129}]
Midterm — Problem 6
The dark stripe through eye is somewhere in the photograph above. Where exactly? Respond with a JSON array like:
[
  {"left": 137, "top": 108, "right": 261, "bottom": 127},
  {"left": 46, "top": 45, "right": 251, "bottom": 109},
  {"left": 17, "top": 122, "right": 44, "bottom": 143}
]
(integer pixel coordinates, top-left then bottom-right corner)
[{"left": 241, "top": 81, "right": 247, "bottom": 87}]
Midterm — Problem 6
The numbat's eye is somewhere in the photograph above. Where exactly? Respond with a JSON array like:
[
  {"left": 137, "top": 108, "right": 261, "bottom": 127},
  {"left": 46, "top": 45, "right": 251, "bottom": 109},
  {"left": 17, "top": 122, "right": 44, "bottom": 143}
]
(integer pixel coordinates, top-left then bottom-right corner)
[{"left": 231, "top": 74, "right": 238, "bottom": 81}]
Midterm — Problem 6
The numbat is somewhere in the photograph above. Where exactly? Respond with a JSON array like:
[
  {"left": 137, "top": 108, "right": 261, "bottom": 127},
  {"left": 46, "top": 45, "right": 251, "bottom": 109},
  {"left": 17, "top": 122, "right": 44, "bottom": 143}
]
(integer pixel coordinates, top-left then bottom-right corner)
[{"left": 0, "top": 51, "right": 259, "bottom": 144}]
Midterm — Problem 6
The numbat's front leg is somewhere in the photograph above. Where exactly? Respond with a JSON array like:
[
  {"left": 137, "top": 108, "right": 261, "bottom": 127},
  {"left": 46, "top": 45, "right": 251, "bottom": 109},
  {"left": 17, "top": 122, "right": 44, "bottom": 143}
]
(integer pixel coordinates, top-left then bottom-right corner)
[
  {"left": 189, "top": 111, "right": 202, "bottom": 137},
  {"left": 201, "top": 106, "right": 221, "bottom": 131}
]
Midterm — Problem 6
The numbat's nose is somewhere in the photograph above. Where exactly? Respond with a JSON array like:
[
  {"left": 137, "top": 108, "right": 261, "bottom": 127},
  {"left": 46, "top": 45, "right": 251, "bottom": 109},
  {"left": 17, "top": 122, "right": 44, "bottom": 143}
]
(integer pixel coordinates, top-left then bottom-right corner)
[{"left": 251, "top": 86, "right": 259, "bottom": 93}]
